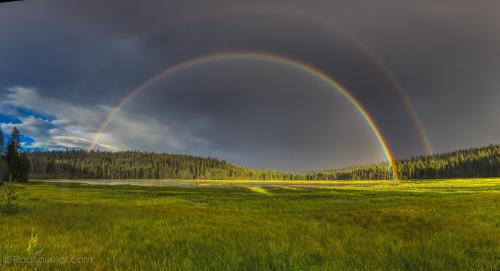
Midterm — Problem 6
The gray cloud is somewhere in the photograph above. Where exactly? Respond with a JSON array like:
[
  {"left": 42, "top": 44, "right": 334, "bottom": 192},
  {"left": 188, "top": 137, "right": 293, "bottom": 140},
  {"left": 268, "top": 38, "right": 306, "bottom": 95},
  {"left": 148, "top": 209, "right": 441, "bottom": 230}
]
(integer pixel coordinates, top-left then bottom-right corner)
[
  {"left": 1, "top": 86, "right": 203, "bottom": 153},
  {"left": 1, "top": 0, "right": 499, "bottom": 170}
]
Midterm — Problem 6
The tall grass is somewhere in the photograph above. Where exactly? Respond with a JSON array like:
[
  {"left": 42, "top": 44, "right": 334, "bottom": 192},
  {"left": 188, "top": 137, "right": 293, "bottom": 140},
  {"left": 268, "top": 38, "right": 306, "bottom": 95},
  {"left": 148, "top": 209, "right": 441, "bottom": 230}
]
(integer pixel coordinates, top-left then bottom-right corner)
[{"left": 0, "top": 179, "right": 498, "bottom": 270}]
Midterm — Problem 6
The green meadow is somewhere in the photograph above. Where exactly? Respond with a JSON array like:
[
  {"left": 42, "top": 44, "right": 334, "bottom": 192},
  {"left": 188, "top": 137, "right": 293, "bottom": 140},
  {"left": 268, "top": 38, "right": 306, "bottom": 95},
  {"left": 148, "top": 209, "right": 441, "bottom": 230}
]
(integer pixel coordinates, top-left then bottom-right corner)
[{"left": 0, "top": 179, "right": 499, "bottom": 270}]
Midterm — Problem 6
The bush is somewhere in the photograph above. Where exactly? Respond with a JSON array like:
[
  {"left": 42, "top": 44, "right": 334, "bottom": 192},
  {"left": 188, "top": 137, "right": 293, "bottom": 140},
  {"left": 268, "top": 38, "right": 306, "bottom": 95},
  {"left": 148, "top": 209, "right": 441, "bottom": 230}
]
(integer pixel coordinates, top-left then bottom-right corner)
[{"left": 2, "top": 175, "right": 19, "bottom": 214}]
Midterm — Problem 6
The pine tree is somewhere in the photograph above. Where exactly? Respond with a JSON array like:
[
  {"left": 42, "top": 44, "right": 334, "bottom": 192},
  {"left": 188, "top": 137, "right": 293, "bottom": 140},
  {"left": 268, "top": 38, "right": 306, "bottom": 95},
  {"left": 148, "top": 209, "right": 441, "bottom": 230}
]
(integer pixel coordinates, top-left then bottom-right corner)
[
  {"left": 0, "top": 127, "right": 5, "bottom": 183},
  {"left": 6, "top": 127, "right": 30, "bottom": 182},
  {"left": 0, "top": 127, "right": 4, "bottom": 153}
]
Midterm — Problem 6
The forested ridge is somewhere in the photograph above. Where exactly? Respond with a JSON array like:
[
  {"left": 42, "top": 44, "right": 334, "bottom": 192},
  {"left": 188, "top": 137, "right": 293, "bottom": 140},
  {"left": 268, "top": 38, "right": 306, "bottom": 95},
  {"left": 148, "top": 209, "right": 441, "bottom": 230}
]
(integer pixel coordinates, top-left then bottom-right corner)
[
  {"left": 310, "top": 144, "right": 500, "bottom": 180},
  {"left": 28, "top": 151, "right": 283, "bottom": 180},
  {"left": 27, "top": 144, "right": 499, "bottom": 180}
]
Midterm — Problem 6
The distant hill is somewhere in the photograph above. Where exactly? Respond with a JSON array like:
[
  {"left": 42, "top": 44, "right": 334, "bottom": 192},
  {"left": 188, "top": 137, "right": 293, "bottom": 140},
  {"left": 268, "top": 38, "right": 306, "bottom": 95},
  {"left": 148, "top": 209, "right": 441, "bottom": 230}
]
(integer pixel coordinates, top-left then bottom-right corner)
[
  {"left": 310, "top": 144, "right": 500, "bottom": 180},
  {"left": 27, "top": 144, "right": 499, "bottom": 180},
  {"left": 27, "top": 150, "right": 283, "bottom": 180}
]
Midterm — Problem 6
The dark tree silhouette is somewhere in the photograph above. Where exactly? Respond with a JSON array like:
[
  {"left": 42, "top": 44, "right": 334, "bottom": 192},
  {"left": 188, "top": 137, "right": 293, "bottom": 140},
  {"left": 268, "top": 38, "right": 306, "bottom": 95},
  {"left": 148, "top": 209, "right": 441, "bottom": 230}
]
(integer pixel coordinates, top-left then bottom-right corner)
[
  {"left": 4, "top": 127, "right": 30, "bottom": 182},
  {"left": 27, "top": 144, "right": 499, "bottom": 180},
  {"left": 0, "top": 127, "right": 5, "bottom": 182}
]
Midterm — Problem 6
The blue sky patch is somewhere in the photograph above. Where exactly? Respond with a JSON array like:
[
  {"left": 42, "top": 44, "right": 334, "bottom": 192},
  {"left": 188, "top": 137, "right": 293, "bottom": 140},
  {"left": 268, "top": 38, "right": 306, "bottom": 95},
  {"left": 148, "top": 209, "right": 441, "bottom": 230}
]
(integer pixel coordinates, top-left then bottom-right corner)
[
  {"left": 20, "top": 134, "right": 35, "bottom": 146},
  {"left": 0, "top": 132, "right": 37, "bottom": 150},
  {"left": 0, "top": 113, "right": 22, "bottom": 124},
  {"left": 14, "top": 106, "right": 56, "bottom": 121}
]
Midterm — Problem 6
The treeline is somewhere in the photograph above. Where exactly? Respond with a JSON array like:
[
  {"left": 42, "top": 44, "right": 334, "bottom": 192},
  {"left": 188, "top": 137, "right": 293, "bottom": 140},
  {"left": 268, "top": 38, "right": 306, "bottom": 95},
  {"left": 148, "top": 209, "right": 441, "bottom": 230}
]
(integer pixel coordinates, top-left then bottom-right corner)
[
  {"left": 27, "top": 150, "right": 283, "bottom": 180},
  {"left": 400, "top": 144, "right": 499, "bottom": 179},
  {"left": 0, "top": 127, "right": 31, "bottom": 183},
  {"left": 310, "top": 144, "right": 500, "bottom": 180},
  {"left": 27, "top": 144, "right": 499, "bottom": 180}
]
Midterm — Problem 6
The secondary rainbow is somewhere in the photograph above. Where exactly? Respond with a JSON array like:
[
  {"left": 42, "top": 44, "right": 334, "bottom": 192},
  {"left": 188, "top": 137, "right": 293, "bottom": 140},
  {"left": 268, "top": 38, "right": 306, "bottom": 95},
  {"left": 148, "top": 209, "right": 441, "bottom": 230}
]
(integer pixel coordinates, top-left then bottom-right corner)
[
  {"left": 75, "top": 10, "right": 432, "bottom": 155},
  {"left": 88, "top": 52, "right": 400, "bottom": 180}
]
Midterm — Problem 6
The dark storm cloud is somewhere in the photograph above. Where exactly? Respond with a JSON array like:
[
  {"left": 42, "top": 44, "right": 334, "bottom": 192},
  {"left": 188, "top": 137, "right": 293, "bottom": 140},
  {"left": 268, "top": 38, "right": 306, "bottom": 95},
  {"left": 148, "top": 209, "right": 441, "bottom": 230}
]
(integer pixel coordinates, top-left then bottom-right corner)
[
  {"left": 1, "top": 0, "right": 499, "bottom": 170},
  {"left": 316, "top": 0, "right": 500, "bottom": 153},
  {"left": 120, "top": 59, "right": 383, "bottom": 171},
  {"left": 48, "top": 9, "right": 423, "bottom": 157}
]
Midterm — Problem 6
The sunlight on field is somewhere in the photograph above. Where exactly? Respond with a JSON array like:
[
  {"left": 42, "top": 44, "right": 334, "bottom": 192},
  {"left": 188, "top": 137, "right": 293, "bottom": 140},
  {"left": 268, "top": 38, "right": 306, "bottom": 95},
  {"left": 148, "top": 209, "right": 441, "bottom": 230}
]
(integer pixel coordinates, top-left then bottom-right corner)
[
  {"left": 317, "top": 178, "right": 500, "bottom": 192},
  {"left": 246, "top": 186, "right": 272, "bottom": 195},
  {"left": 0, "top": 178, "right": 498, "bottom": 270}
]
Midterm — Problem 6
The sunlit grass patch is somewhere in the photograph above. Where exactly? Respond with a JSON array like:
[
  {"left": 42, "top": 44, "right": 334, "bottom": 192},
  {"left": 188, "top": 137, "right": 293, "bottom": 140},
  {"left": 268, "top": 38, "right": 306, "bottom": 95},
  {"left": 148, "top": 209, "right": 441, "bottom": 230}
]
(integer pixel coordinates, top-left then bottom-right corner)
[
  {"left": 278, "top": 186, "right": 302, "bottom": 191},
  {"left": 0, "top": 179, "right": 498, "bottom": 270},
  {"left": 246, "top": 186, "right": 272, "bottom": 196}
]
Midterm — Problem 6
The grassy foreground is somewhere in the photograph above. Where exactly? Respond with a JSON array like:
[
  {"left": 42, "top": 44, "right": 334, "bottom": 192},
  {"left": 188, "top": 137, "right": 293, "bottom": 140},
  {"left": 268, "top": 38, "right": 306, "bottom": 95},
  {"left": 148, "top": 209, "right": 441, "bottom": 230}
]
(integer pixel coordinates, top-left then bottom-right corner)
[{"left": 0, "top": 179, "right": 499, "bottom": 270}]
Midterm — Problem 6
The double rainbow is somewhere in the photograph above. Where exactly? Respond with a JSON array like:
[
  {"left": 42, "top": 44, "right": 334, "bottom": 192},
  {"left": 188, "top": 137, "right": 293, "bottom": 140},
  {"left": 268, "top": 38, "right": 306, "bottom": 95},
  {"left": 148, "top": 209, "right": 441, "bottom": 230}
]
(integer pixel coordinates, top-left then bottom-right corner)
[{"left": 87, "top": 52, "right": 399, "bottom": 180}]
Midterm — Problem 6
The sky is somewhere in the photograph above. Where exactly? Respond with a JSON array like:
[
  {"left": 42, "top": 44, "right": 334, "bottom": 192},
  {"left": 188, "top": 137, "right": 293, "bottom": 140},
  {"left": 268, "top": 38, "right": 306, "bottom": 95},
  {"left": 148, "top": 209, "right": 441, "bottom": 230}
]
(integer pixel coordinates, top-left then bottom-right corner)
[{"left": 0, "top": 0, "right": 499, "bottom": 172}]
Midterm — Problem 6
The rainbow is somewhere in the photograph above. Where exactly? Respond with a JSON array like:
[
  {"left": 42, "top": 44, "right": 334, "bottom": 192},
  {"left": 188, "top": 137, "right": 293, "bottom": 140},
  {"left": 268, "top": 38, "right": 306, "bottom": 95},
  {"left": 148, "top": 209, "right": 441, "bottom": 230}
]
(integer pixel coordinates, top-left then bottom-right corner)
[
  {"left": 87, "top": 52, "right": 399, "bottom": 180},
  {"left": 215, "top": 9, "right": 434, "bottom": 154},
  {"left": 75, "top": 10, "right": 433, "bottom": 156},
  {"left": 236, "top": 10, "right": 434, "bottom": 155},
  {"left": 339, "top": 37, "right": 434, "bottom": 155}
]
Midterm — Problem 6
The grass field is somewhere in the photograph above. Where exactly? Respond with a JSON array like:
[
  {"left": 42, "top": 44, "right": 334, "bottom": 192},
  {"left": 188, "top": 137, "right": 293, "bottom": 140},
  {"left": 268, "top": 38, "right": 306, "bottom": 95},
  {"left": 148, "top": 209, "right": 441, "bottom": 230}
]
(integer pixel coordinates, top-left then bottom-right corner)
[{"left": 0, "top": 179, "right": 499, "bottom": 270}]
